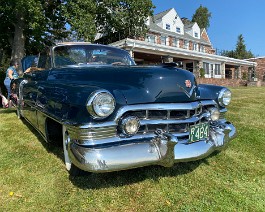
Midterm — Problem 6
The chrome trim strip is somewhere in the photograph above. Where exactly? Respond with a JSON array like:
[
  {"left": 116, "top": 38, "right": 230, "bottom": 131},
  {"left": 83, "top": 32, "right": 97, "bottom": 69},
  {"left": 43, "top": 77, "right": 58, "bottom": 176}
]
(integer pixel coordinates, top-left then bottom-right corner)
[
  {"left": 140, "top": 116, "right": 199, "bottom": 125},
  {"left": 114, "top": 102, "right": 202, "bottom": 121}
]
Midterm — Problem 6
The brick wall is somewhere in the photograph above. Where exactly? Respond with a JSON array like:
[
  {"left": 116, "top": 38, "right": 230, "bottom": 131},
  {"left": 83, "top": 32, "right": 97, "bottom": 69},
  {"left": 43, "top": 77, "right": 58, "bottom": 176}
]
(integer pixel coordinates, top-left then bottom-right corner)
[
  {"left": 197, "top": 78, "right": 265, "bottom": 87},
  {"left": 197, "top": 78, "right": 247, "bottom": 87},
  {"left": 189, "top": 41, "right": 193, "bottom": 50},
  {"left": 250, "top": 58, "right": 265, "bottom": 81},
  {"left": 179, "top": 39, "right": 184, "bottom": 48},
  {"left": 241, "top": 57, "right": 265, "bottom": 81},
  {"left": 201, "top": 30, "right": 210, "bottom": 43}
]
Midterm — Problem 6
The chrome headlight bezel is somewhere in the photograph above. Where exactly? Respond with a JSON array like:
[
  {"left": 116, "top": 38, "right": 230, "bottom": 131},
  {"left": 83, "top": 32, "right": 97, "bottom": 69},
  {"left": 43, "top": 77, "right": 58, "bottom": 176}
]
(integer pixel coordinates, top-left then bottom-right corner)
[
  {"left": 218, "top": 88, "right": 232, "bottom": 107},
  {"left": 87, "top": 90, "right": 116, "bottom": 119}
]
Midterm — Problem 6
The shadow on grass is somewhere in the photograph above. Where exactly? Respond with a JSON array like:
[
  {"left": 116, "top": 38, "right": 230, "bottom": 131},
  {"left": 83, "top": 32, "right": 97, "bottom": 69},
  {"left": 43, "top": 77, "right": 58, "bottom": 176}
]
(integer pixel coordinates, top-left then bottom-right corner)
[
  {"left": 19, "top": 115, "right": 216, "bottom": 190},
  {"left": 68, "top": 160, "right": 208, "bottom": 190},
  {"left": 0, "top": 108, "right": 17, "bottom": 114}
]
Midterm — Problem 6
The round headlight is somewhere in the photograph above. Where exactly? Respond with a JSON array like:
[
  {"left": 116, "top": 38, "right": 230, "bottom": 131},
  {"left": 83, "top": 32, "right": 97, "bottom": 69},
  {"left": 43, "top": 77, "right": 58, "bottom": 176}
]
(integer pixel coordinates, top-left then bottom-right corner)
[
  {"left": 87, "top": 90, "right": 115, "bottom": 118},
  {"left": 218, "top": 88, "right": 232, "bottom": 107},
  {"left": 209, "top": 107, "right": 220, "bottom": 121},
  {"left": 121, "top": 116, "right": 140, "bottom": 136}
]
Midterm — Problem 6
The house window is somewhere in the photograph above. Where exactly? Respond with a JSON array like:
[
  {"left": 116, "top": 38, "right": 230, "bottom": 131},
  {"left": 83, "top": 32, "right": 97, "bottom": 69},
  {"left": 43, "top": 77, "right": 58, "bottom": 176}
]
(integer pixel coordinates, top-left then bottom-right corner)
[
  {"left": 166, "top": 24, "right": 171, "bottom": 30},
  {"left": 203, "top": 62, "right": 210, "bottom": 75},
  {"left": 200, "top": 45, "right": 205, "bottom": 52},
  {"left": 172, "top": 38, "right": 179, "bottom": 47},
  {"left": 161, "top": 36, "right": 167, "bottom": 45},
  {"left": 145, "top": 35, "right": 156, "bottom": 44},
  {"left": 194, "top": 32, "right": 198, "bottom": 38},
  {"left": 184, "top": 40, "right": 189, "bottom": 49},
  {"left": 193, "top": 43, "right": 198, "bottom": 51},
  {"left": 215, "top": 64, "right": 221, "bottom": 75},
  {"left": 172, "top": 38, "right": 176, "bottom": 47},
  {"left": 176, "top": 27, "right": 181, "bottom": 33},
  {"left": 210, "top": 64, "right": 214, "bottom": 77}
]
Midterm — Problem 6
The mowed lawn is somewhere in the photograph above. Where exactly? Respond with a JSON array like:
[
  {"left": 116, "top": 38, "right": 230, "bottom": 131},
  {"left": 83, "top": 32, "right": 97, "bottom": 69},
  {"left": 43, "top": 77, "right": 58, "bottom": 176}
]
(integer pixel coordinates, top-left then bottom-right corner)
[{"left": 0, "top": 87, "right": 264, "bottom": 211}]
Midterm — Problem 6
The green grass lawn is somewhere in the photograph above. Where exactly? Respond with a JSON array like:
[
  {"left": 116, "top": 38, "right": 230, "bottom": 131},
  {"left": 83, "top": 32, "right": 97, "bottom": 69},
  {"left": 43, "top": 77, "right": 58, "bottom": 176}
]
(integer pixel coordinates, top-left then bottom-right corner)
[{"left": 0, "top": 87, "right": 264, "bottom": 211}]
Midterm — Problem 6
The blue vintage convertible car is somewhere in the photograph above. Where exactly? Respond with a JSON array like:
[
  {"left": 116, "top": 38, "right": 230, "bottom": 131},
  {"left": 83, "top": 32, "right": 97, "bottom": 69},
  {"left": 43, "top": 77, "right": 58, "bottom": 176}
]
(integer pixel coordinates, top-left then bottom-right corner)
[{"left": 16, "top": 42, "right": 236, "bottom": 175}]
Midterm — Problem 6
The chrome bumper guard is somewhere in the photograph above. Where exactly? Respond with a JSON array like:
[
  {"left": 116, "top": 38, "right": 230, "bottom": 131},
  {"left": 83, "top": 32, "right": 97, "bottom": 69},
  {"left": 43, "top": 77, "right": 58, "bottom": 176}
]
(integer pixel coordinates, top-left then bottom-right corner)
[{"left": 68, "top": 122, "right": 236, "bottom": 173}]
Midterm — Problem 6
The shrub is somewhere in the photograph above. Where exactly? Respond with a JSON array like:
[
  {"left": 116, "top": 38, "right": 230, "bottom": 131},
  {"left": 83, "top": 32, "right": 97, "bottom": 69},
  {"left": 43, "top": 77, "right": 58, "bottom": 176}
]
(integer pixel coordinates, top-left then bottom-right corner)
[{"left": 199, "top": 68, "right": 205, "bottom": 78}]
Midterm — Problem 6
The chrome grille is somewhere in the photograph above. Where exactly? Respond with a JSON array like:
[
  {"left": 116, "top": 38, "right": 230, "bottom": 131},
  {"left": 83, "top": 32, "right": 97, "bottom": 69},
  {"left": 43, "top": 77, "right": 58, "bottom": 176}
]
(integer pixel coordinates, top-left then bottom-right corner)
[
  {"left": 67, "top": 100, "right": 224, "bottom": 144},
  {"left": 116, "top": 101, "right": 217, "bottom": 138}
]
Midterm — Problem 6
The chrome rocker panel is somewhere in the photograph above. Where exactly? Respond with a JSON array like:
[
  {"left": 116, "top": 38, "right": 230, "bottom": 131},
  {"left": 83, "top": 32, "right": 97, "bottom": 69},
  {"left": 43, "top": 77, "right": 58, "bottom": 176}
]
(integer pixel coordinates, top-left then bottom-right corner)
[{"left": 67, "top": 121, "right": 236, "bottom": 173}]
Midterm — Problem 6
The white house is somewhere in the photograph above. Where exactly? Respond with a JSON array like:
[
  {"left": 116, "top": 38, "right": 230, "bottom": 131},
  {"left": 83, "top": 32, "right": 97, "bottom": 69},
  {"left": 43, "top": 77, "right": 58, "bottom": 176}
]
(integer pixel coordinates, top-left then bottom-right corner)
[{"left": 110, "top": 8, "right": 256, "bottom": 79}]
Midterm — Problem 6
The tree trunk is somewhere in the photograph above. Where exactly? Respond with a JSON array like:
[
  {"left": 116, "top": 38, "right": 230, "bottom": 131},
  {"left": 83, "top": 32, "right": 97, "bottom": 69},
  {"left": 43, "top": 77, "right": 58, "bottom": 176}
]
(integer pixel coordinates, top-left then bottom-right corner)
[{"left": 11, "top": 13, "right": 26, "bottom": 73}]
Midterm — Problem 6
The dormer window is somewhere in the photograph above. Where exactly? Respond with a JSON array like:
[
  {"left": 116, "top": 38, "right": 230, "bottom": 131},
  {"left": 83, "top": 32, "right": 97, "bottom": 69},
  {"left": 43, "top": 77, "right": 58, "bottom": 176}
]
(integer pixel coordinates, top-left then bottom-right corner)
[
  {"left": 176, "top": 27, "right": 181, "bottom": 33},
  {"left": 166, "top": 24, "right": 171, "bottom": 30},
  {"left": 194, "top": 32, "right": 198, "bottom": 38}
]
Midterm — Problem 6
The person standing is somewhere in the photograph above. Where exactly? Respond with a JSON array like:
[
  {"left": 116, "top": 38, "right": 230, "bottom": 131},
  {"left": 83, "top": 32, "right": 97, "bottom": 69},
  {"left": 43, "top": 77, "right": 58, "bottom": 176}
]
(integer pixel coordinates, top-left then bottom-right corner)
[{"left": 3, "top": 60, "right": 19, "bottom": 107}]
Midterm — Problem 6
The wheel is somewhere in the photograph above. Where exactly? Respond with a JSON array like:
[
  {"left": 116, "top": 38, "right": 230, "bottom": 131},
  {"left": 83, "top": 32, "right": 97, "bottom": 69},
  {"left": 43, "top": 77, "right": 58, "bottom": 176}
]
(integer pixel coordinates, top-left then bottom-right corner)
[{"left": 62, "top": 125, "right": 82, "bottom": 176}]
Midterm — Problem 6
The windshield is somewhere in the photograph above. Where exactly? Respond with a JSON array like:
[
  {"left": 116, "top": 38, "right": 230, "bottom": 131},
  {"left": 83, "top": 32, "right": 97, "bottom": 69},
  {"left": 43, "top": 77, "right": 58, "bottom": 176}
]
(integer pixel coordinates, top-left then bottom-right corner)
[{"left": 52, "top": 44, "right": 135, "bottom": 68}]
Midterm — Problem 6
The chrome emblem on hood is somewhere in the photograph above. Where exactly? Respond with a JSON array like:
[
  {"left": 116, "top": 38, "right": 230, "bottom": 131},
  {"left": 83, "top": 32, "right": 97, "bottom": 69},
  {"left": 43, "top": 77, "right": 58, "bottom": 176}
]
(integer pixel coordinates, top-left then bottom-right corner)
[
  {"left": 176, "top": 80, "right": 196, "bottom": 98},
  {"left": 185, "top": 80, "right": 192, "bottom": 88}
]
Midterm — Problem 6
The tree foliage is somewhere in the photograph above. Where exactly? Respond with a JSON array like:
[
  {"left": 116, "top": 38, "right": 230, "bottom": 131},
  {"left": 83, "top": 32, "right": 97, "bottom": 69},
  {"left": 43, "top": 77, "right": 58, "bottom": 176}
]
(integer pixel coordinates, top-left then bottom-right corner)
[
  {"left": 95, "top": 0, "right": 155, "bottom": 44},
  {"left": 0, "top": 0, "right": 68, "bottom": 61},
  {"left": 221, "top": 34, "right": 254, "bottom": 59},
  {"left": 192, "top": 5, "right": 211, "bottom": 30},
  {"left": 64, "top": 0, "right": 96, "bottom": 42},
  {"left": 235, "top": 34, "right": 254, "bottom": 59},
  {"left": 0, "top": 0, "right": 154, "bottom": 66}
]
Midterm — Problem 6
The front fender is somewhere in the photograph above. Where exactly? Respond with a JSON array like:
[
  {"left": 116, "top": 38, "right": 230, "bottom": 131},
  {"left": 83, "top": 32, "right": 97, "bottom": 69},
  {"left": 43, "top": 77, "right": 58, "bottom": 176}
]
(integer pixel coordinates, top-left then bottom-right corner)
[
  {"left": 35, "top": 82, "right": 127, "bottom": 124},
  {"left": 197, "top": 84, "right": 227, "bottom": 106}
]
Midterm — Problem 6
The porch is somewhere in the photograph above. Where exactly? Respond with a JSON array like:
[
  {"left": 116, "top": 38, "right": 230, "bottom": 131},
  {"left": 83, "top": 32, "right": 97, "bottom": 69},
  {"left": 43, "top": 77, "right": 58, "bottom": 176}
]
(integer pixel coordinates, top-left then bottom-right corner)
[{"left": 111, "top": 38, "right": 257, "bottom": 82}]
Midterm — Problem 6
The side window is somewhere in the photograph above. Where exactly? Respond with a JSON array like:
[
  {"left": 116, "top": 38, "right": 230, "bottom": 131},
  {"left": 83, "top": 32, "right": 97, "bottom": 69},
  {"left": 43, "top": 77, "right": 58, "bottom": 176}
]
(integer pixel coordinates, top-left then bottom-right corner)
[{"left": 38, "top": 54, "right": 51, "bottom": 69}]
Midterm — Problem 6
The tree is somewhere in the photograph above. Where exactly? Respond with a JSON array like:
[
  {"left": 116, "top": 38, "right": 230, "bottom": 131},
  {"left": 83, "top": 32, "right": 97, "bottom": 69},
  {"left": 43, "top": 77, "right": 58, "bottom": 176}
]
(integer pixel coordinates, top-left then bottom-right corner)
[
  {"left": 0, "top": 0, "right": 68, "bottom": 63},
  {"left": 221, "top": 34, "right": 254, "bottom": 59},
  {"left": 95, "top": 0, "right": 155, "bottom": 43},
  {"left": 0, "top": 0, "right": 155, "bottom": 65},
  {"left": 235, "top": 34, "right": 254, "bottom": 59},
  {"left": 192, "top": 5, "right": 211, "bottom": 30}
]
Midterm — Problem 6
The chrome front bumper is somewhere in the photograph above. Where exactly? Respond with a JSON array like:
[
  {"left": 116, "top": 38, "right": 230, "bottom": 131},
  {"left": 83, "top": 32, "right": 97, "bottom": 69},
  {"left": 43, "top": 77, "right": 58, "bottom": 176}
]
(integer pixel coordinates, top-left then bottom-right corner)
[{"left": 68, "top": 121, "right": 236, "bottom": 173}]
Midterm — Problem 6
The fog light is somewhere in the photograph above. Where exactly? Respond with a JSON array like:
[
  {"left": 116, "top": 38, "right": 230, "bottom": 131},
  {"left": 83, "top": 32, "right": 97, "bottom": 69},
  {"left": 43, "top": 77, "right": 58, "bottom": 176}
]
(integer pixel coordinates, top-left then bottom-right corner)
[
  {"left": 209, "top": 108, "right": 220, "bottom": 121},
  {"left": 121, "top": 116, "right": 140, "bottom": 136}
]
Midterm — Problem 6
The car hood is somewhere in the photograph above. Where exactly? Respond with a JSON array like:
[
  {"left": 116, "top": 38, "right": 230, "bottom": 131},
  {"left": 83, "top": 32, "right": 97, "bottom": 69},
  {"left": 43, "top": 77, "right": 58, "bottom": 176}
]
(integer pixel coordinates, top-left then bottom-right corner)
[{"left": 48, "top": 65, "right": 198, "bottom": 104}]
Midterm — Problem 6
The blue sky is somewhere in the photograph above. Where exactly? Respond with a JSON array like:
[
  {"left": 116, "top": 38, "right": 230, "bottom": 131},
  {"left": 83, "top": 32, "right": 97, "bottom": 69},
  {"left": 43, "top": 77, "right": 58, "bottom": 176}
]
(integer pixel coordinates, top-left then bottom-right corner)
[{"left": 152, "top": 0, "right": 265, "bottom": 57}]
